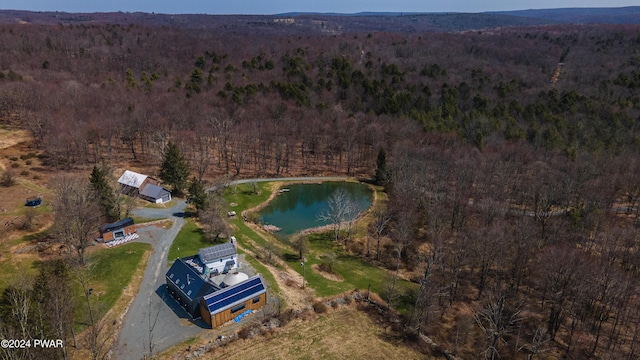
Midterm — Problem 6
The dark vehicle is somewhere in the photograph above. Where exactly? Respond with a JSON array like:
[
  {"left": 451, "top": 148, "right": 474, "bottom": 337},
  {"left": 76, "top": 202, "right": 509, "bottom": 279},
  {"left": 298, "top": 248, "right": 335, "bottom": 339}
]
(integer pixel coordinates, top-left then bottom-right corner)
[{"left": 25, "top": 196, "right": 42, "bottom": 207}]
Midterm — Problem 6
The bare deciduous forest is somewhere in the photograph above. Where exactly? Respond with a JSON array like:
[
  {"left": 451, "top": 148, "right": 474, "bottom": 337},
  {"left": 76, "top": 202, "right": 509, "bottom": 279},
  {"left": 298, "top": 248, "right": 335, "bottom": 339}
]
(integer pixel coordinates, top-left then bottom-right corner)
[{"left": 2, "top": 13, "right": 640, "bottom": 358}]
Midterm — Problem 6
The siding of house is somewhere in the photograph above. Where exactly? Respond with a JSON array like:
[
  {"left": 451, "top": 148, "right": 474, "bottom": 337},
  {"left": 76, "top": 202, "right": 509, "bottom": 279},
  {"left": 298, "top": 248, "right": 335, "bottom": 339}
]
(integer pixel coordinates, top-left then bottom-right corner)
[{"left": 200, "top": 293, "right": 266, "bottom": 327}]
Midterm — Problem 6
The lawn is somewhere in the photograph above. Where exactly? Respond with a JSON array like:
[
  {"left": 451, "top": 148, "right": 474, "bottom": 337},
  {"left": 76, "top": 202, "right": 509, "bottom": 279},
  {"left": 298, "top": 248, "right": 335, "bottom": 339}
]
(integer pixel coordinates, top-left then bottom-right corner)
[
  {"left": 167, "top": 182, "right": 275, "bottom": 264},
  {"left": 223, "top": 182, "right": 276, "bottom": 253},
  {"left": 167, "top": 219, "right": 211, "bottom": 263},
  {"left": 284, "top": 232, "right": 417, "bottom": 313},
  {"left": 74, "top": 242, "right": 152, "bottom": 326},
  {"left": 0, "top": 234, "right": 43, "bottom": 290}
]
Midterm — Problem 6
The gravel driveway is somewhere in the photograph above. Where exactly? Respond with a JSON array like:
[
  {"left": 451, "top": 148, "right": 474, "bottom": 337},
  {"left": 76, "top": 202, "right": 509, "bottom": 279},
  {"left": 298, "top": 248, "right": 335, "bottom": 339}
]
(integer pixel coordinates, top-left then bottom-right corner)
[
  {"left": 114, "top": 177, "right": 352, "bottom": 359},
  {"left": 113, "top": 200, "right": 208, "bottom": 360}
]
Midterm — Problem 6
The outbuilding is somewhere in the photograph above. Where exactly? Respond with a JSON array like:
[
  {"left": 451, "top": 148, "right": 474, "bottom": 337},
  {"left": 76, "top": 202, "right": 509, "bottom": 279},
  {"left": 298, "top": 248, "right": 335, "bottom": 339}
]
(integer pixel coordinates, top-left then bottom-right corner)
[
  {"left": 100, "top": 217, "right": 136, "bottom": 242},
  {"left": 117, "top": 170, "right": 171, "bottom": 204},
  {"left": 199, "top": 275, "right": 267, "bottom": 328},
  {"left": 139, "top": 183, "right": 172, "bottom": 204}
]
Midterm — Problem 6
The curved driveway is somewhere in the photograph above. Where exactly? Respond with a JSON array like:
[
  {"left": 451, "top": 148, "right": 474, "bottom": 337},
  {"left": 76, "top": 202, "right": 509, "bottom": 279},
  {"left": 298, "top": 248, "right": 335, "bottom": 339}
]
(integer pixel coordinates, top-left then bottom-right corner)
[
  {"left": 114, "top": 176, "right": 350, "bottom": 359},
  {"left": 114, "top": 200, "right": 195, "bottom": 360}
]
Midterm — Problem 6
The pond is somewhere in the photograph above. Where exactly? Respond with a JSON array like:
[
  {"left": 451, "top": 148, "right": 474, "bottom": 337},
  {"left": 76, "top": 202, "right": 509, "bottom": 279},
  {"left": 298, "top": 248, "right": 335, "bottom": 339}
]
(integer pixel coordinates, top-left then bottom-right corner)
[{"left": 259, "top": 182, "right": 373, "bottom": 239}]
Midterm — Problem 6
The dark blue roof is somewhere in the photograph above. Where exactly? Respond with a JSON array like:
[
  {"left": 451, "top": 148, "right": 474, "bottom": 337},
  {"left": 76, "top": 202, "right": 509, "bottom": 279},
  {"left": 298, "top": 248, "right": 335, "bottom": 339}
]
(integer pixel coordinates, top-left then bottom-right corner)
[
  {"left": 100, "top": 217, "right": 134, "bottom": 233},
  {"left": 166, "top": 257, "right": 219, "bottom": 302},
  {"left": 202, "top": 275, "right": 266, "bottom": 315},
  {"left": 140, "top": 183, "right": 170, "bottom": 200}
]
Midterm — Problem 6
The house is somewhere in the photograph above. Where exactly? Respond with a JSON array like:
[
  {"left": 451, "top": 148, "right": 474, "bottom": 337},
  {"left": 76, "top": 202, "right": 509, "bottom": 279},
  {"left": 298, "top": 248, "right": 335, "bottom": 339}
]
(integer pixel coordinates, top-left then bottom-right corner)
[
  {"left": 100, "top": 217, "right": 136, "bottom": 242},
  {"left": 117, "top": 170, "right": 171, "bottom": 204},
  {"left": 165, "top": 250, "right": 268, "bottom": 328},
  {"left": 198, "top": 275, "right": 267, "bottom": 328},
  {"left": 165, "top": 257, "right": 220, "bottom": 318},
  {"left": 198, "top": 242, "right": 238, "bottom": 276}
]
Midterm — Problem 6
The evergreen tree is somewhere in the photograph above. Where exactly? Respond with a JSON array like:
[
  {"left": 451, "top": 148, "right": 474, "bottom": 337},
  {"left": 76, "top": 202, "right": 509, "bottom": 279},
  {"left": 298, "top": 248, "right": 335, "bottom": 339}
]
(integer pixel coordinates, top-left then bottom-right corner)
[
  {"left": 374, "top": 148, "right": 388, "bottom": 186},
  {"left": 159, "top": 141, "right": 190, "bottom": 196},
  {"left": 187, "top": 177, "right": 208, "bottom": 213},
  {"left": 89, "top": 165, "right": 119, "bottom": 222}
]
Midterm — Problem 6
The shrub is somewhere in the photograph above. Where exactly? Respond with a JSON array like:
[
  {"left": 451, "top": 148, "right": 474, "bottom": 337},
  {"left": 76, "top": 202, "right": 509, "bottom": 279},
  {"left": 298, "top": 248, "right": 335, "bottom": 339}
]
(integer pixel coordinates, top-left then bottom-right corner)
[
  {"left": 19, "top": 153, "right": 36, "bottom": 160},
  {"left": 277, "top": 309, "right": 296, "bottom": 325},
  {"left": 20, "top": 170, "right": 29, "bottom": 176},
  {"left": 318, "top": 262, "right": 333, "bottom": 274},
  {"left": 0, "top": 171, "right": 15, "bottom": 187},
  {"left": 10, "top": 162, "right": 19, "bottom": 168},
  {"left": 344, "top": 296, "right": 353, "bottom": 305},
  {"left": 9, "top": 156, "right": 18, "bottom": 161},
  {"left": 312, "top": 302, "right": 327, "bottom": 314},
  {"left": 237, "top": 326, "right": 252, "bottom": 339},
  {"left": 330, "top": 300, "right": 339, "bottom": 309},
  {"left": 25, "top": 160, "right": 32, "bottom": 165},
  {"left": 245, "top": 211, "right": 261, "bottom": 224}
]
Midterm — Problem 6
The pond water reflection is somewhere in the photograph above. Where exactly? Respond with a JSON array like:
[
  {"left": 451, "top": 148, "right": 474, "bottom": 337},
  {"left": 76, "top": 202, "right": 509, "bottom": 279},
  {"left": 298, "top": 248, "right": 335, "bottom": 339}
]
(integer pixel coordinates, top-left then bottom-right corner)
[{"left": 259, "top": 182, "right": 373, "bottom": 238}]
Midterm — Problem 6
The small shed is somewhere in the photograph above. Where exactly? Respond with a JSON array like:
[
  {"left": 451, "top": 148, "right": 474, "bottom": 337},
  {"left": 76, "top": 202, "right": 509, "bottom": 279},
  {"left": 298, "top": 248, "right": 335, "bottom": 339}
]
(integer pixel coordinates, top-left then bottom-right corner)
[
  {"left": 100, "top": 217, "right": 136, "bottom": 242},
  {"left": 166, "top": 257, "right": 220, "bottom": 318},
  {"left": 198, "top": 242, "right": 238, "bottom": 276},
  {"left": 199, "top": 275, "right": 267, "bottom": 328},
  {"left": 139, "top": 183, "right": 171, "bottom": 204}
]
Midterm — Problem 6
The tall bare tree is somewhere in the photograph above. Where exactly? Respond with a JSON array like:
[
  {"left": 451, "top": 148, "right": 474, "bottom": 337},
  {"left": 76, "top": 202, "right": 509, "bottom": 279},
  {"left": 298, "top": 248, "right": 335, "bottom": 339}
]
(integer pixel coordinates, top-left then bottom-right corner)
[
  {"left": 368, "top": 209, "right": 391, "bottom": 259},
  {"left": 53, "top": 176, "right": 102, "bottom": 265},
  {"left": 475, "top": 294, "right": 521, "bottom": 360},
  {"left": 317, "top": 188, "right": 351, "bottom": 243}
]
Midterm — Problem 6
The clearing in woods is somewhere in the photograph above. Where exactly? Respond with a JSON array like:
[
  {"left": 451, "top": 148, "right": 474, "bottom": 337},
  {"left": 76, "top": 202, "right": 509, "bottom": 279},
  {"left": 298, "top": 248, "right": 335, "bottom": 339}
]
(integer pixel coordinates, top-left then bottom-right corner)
[{"left": 166, "top": 308, "right": 425, "bottom": 360}]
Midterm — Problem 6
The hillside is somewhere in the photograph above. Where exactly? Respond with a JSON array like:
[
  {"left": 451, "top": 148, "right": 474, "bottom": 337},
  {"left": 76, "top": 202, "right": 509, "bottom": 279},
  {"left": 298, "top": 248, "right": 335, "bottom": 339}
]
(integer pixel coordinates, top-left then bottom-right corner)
[
  {"left": 0, "top": 7, "right": 638, "bottom": 33},
  {"left": 495, "top": 6, "right": 640, "bottom": 24},
  {"left": 1, "top": 11, "right": 640, "bottom": 359}
]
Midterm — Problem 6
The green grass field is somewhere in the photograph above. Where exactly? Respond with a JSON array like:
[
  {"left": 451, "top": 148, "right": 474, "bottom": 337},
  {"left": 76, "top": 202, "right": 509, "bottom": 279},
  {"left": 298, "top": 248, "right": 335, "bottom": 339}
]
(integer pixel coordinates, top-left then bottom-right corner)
[
  {"left": 74, "top": 242, "right": 152, "bottom": 326},
  {"left": 284, "top": 232, "right": 416, "bottom": 313},
  {"left": 0, "top": 235, "right": 42, "bottom": 290},
  {"left": 223, "top": 182, "right": 273, "bottom": 252},
  {"left": 167, "top": 219, "right": 211, "bottom": 263}
]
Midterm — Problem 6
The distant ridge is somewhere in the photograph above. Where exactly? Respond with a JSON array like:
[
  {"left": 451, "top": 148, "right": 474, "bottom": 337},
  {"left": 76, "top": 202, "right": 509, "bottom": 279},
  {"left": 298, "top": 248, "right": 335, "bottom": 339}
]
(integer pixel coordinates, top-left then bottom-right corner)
[
  {"left": 0, "top": 6, "right": 638, "bottom": 32},
  {"left": 491, "top": 6, "right": 640, "bottom": 24}
]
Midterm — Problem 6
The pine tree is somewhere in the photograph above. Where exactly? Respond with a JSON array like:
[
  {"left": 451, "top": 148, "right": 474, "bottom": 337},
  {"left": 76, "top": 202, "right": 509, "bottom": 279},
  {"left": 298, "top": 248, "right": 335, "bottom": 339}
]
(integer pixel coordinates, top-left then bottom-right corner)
[
  {"left": 187, "top": 177, "right": 208, "bottom": 213},
  {"left": 89, "top": 165, "right": 119, "bottom": 222},
  {"left": 374, "top": 148, "right": 388, "bottom": 186},
  {"left": 159, "top": 141, "right": 190, "bottom": 196}
]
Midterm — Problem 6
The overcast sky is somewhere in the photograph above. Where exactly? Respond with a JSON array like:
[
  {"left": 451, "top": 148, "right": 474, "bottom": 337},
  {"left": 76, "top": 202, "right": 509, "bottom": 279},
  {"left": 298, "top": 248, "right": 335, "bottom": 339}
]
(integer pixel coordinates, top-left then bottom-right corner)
[{"left": 1, "top": 1, "right": 638, "bottom": 14}]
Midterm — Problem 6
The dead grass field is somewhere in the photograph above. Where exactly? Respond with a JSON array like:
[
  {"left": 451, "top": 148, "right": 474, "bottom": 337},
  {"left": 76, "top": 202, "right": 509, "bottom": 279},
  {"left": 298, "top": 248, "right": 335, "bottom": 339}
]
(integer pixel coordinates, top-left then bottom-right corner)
[{"left": 165, "top": 308, "right": 425, "bottom": 360}]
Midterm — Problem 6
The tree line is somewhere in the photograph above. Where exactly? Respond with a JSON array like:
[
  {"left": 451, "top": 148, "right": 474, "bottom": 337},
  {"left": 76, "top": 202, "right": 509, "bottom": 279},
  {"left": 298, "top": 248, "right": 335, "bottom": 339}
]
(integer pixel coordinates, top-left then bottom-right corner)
[{"left": 0, "top": 24, "right": 639, "bottom": 179}]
